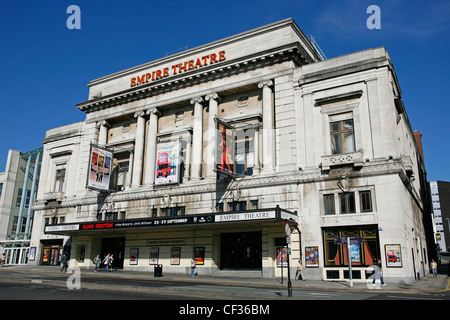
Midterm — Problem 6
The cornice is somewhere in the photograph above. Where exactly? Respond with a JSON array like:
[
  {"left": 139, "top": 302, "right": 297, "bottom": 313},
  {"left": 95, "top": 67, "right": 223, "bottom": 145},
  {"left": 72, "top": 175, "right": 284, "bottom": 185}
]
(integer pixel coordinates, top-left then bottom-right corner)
[
  {"left": 33, "top": 160, "right": 407, "bottom": 211},
  {"left": 76, "top": 43, "right": 307, "bottom": 114}
]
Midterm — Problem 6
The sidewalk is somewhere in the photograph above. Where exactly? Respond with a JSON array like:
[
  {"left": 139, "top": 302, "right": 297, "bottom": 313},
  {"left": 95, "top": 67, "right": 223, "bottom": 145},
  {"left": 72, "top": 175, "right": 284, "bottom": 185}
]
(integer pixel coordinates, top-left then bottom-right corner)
[{"left": 2, "top": 264, "right": 449, "bottom": 295}]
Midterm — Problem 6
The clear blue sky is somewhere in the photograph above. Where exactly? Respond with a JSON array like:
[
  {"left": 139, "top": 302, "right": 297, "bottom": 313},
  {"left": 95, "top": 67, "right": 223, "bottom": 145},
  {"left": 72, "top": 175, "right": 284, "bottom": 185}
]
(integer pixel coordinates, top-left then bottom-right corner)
[{"left": 1, "top": 0, "right": 449, "bottom": 181}]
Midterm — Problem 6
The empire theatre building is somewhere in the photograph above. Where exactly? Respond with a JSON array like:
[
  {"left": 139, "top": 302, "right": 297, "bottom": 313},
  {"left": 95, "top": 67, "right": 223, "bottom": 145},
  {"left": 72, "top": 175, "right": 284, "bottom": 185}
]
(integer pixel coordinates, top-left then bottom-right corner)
[{"left": 30, "top": 19, "right": 432, "bottom": 283}]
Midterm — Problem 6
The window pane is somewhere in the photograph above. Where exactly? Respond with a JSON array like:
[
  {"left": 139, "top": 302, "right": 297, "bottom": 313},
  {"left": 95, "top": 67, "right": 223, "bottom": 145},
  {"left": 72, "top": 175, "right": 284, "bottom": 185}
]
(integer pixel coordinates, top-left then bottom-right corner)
[
  {"left": 331, "top": 133, "right": 342, "bottom": 154},
  {"left": 330, "top": 122, "right": 341, "bottom": 133},
  {"left": 324, "top": 194, "right": 335, "bottom": 214},
  {"left": 340, "top": 193, "right": 355, "bottom": 213},
  {"left": 360, "top": 191, "right": 372, "bottom": 212},
  {"left": 344, "top": 132, "right": 355, "bottom": 153},
  {"left": 343, "top": 119, "right": 354, "bottom": 130}
]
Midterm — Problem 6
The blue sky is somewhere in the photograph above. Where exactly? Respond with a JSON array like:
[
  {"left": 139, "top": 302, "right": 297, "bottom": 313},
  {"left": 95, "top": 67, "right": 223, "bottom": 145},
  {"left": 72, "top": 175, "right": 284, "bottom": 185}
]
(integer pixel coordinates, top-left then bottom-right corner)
[{"left": 0, "top": 0, "right": 449, "bottom": 181}]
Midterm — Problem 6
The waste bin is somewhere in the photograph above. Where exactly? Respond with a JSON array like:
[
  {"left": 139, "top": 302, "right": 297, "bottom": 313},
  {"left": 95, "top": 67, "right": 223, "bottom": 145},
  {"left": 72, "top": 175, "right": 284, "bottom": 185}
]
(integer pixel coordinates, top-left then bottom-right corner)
[{"left": 154, "top": 264, "right": 163, "bottom": 277}]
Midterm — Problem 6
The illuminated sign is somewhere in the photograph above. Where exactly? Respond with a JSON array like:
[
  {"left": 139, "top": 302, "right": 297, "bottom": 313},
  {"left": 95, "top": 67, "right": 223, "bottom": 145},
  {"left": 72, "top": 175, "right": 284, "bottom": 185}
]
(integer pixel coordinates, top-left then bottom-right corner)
[{"left": 130, "top": 50, "right": 226, "bottom": 87}]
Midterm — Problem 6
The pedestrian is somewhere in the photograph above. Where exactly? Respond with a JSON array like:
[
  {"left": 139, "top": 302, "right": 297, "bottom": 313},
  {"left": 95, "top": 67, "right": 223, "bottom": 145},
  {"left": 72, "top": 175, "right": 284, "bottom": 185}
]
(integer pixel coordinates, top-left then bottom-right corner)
[
  {"left": 430, "top": 259, "right": 438, "bottom": 277},
  {"left": 60, "top": 253, "right": 69, "bottom": 272},
  {"left": 94, "top": 254, "right": 101, "bottom": 272},
  {"left": 0, "top": 252, "right": 5, "bottom": 267},
  {"left": 370, "top": 259, "right": 385, "bottom": 286},
  {"left": 191, "top": 256, "right": 196, "bottom": 277},
  {"left": 295, "top": 259, "right": 304, "bottom": 280},
  {"left": 108, "top": 254, "right": 114, "bottom": 272},
  {"left": 447, "top": 260, "right": 450, "bottom": 277},
  {"left": 102, "top": 253, "right": 111, "bottom": 272}
]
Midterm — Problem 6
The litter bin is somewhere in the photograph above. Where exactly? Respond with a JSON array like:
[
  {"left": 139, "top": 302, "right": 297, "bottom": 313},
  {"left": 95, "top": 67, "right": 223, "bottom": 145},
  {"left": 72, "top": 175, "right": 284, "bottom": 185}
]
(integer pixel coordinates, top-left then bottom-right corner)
[{"left": 154, "top": 264, "right": 163, "bottom": 277}]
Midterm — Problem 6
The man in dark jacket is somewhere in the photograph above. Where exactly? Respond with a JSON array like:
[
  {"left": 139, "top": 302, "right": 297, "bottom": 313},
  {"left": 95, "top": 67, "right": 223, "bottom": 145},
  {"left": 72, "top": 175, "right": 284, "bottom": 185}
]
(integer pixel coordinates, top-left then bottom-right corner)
[{"left": 60, "top": 254, "right": 69, "bottom": 272}]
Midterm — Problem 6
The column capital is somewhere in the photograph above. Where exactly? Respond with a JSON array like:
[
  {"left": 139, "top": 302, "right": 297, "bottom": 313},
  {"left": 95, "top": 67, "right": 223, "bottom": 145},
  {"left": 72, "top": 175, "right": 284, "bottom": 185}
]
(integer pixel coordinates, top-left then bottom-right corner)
[
  {"left": 96, "top": 120, "right": 110, "bottom": 129},
  {"left": 134, "top": 110, "right": 146, "bottom": 118},
  {"left": 190, "top": 96, "right": 204, "bottom": 105},
  {"left": 205, "top": 92, "right": 221, "bottom": 102},
  {"left": 258, "top": 80, "right": 273, "bottom": 89},
  {"left": 146, "top": 107, "right": 160, "bottom": 116}
]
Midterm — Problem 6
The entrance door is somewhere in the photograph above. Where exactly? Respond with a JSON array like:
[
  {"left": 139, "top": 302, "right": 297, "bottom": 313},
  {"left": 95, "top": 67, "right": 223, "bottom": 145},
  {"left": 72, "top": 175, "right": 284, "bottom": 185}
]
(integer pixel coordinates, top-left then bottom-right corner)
[
  {"left": 101, "top": 237, "right": 125, "bottom": 269},
  {"left": 220, "top": 232, "right": 262, "bottom": 270}
]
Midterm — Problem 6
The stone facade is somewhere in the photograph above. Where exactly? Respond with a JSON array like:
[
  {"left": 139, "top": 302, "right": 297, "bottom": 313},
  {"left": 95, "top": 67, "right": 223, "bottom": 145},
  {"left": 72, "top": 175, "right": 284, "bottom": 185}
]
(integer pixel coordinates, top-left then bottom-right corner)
[{"left": 30, "top": 19, "right": 431, "bottom": 283}]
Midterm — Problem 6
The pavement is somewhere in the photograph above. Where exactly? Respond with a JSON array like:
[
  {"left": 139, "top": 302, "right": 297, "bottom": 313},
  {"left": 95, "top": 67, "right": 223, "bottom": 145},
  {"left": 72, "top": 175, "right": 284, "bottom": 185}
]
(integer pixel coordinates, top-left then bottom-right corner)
[{"left": 1, "top": 264, "right": 449, "bottom": 297}]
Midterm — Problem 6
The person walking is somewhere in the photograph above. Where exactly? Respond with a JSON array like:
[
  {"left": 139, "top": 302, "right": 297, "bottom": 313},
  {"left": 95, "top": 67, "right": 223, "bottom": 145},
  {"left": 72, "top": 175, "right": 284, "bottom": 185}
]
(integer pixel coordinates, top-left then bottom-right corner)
[
  {"left": 108, "top": 254, "right": 114, "bottom": 272},
  {"left": 295, "top": 259, "right": 304, "bottom": 280},
  {"left": 191, "top": 257, "right": 196, "bottom": 277},
  {"left": 102, "top": 254, "right": 111, "bottom": 272},
  {"left": 94, "top": 254, "right": 101, "bottom": 272},
  {"left": 430, "top": 259, "right": 438, "bottom": 277},
  {"left": 0, "top": 252, "right": 5, "bottom": 267},
  {"left": 60, "top": 253, "right": 69, "bottom": 272},
  {"left": 370, "top": 259, "right": 385, "bottom": 286}
]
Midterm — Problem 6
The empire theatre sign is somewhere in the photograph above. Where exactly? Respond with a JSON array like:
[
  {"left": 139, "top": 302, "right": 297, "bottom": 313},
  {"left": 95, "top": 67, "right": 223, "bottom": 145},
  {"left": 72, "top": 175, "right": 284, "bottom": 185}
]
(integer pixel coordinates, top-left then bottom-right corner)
[
  {"left": 44, "top": 208, "right": 297, "bottom": 235},
  {"left": 129, "top": 50, "right": 226, "bottom": 87}
]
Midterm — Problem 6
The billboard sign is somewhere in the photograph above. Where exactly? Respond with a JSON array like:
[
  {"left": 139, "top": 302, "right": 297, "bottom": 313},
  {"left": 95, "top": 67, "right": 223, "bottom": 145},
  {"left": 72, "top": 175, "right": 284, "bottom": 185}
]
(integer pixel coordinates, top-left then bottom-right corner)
[
  {"left": 87, "top": 145, "right": 113, "bottom": 191},
  {"left": 155, "top": 139, "right": 180, "bottom": 186},
  {"left": 216, "top": 118, "right": 235, "bottom": 177}
]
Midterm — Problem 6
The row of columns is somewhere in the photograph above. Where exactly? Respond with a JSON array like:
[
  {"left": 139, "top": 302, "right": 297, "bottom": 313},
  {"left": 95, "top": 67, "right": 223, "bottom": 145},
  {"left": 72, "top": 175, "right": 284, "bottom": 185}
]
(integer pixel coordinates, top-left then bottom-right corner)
[{"left": 97, "top": 80, "right": 275, "bottom": 188}]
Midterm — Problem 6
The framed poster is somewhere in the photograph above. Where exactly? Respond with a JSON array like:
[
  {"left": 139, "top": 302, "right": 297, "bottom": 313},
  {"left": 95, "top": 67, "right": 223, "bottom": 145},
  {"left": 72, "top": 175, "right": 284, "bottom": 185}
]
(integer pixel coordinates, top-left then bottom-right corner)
[
  {"left": 276, "top": 247, "right": 288, "bottom": 268},
  {"left": 29, "top": 247, "right": 36, "bottom": 261},
  {"left": 87, "top": 144, "right": 113, "bottom": 191},
  {"left": 171, "top": 247, "right": 181, "bottom": 265},
  {"left": 194, "top": 247, "right": 205, "bottom": 265},
  {"left": 149, "top": 248, "right": 159, "bottom": 265},
  {"left": 130, "top": 248, "right": 139, "bottom": 265},
  {"left": 305, "top": 246, "right": 319, "bottom": 268},
  {"left": 155, "top": 139, "right": 180, "bottom": 186},
  {"left": 385, "top": 244, "right": 402, "bottom": 267}
]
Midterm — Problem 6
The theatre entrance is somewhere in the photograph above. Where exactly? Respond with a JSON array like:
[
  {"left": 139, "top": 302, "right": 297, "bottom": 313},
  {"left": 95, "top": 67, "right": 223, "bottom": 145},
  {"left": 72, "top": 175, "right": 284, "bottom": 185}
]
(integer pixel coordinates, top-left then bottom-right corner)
[
  {"left": 220, "top": 231, "right": 262, "bottom": 270},
  {"left": 101, "top": 237, "right": 125, "bottom": 269}
]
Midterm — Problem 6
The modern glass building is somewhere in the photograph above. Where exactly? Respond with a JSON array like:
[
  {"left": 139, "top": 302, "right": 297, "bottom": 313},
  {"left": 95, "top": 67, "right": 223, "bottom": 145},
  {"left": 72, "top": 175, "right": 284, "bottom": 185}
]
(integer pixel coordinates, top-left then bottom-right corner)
[{"left": 0, "top": 148, "right": 42, "bottom": 265}]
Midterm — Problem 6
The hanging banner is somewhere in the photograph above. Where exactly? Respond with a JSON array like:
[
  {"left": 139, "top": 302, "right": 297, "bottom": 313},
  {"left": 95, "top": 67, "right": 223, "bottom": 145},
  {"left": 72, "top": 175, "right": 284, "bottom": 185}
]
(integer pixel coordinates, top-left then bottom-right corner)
[
  {"left": 216, "top": 119, "right": 235, "bottom": 177},
  {"left": 155, "top": 139, "right": 180, "bottom": 186},
  {"left": 87, "top": 145, "right": 113, "bottom": 191}
]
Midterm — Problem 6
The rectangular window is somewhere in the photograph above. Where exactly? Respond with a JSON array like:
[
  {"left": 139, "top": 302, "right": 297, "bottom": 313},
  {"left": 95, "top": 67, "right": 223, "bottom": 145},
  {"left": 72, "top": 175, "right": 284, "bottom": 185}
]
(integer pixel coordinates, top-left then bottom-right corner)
[
  {"left": 151, "top": 208, "right": 158, "bottom": 217},
  {"left": 330, "top": 119, "right": 355, "bottom": 154},
  {"left": 324, "top": 194, "right": 335, "bottom": 214},
  {"left": 105, "top": 212, "right": 118, "bottom": 221},
  {"left": 360, "top": 191, "right": 372, "bottom": 212},
  {"left": 228, "top": 201, "right": 247, "bottom": 212},
  {"left": 234, "top": 128, "right": 255, "bottom": 176},
  {"left": 339, "top": 192, "right": 355, "bottom": 214},
  {"left": 0, "top": 183, "right": 3, "bottom": 201},
  {"left": 55, "top": 166, "right": 66, "bottom": 192},
  {"left": 116, "top": 160, "right": 129, "bottom": 191}
]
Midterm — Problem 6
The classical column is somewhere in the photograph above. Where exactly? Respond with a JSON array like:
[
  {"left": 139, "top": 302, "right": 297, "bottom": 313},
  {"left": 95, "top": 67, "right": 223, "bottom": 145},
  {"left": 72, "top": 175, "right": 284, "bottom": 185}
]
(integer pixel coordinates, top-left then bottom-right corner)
[
  {"left": 253, "top": 126, "right": 260, "bottom": 174},
  {"left": 97, "top": 120, "right": 110, "bottom": 146},
  {"left": 183, "top": 136, "right": 192, "bottom": 181},
  {"left": 258, "top": 80, "right": 275, "bottom": 174},
  {"left": 205, "top": 93, "right": 220, "bottom": 179},
  {"left": 132, "top": 111, "right": 146, "bottom": 187},
  {"left": 190, "top": 96, "right": 204, "bottom": 180},
  {"left": 144, "top": 108, "right": 159, "bottom": 185}
]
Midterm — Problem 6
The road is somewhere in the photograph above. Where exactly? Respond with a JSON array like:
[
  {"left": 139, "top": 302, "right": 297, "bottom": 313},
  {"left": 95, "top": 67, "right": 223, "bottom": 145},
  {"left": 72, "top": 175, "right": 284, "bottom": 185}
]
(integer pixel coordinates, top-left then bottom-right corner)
[{"left": 0, "top": 268, "right": 449, "bottom": 301}]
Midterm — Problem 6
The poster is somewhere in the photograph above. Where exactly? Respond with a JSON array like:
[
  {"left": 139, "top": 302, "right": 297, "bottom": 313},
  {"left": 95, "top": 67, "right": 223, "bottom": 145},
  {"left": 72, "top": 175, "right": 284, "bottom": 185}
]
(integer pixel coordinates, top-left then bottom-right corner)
[
  {"left": 385, "top": 244, "right": 402, "bottom": 267},
  {"left": 130, "top": 248, "right": 139, "bottom": 265},
  {"left": 305, "top": 246, "right": 319, "bottom": 267},
  {"left": 29, "top": 247, "right": 36, "bottom": 261},
  {"left": 194, "top": 247, "right": 205, "bottom": 265},
  {"left": 216, "top": 119, "right": 235, "bottom": 177},
  {"left": 276, "top": 247, "right": 288, "bottom": 267},
  {"left": 155, "top": 139, "right": 180, "bottom": 186},
  {"left": 171, "top": 247, "right": 181, "bottom": 265},
  {"left": 149, "top": 248, "right": 159, "bottom": 265},
  {"left": 87, "top": 145, "right": 113, "bottom": 191}
]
